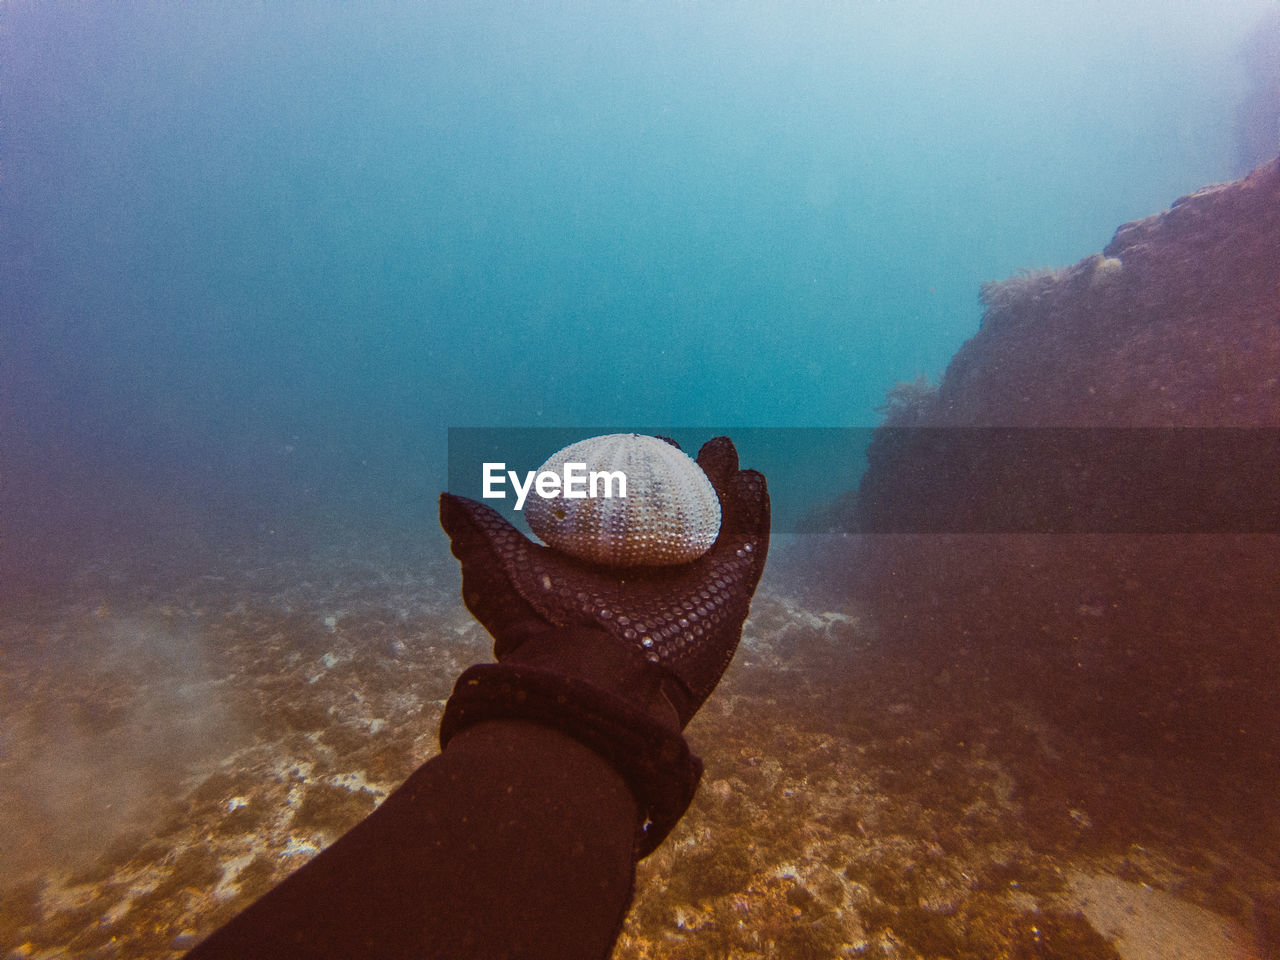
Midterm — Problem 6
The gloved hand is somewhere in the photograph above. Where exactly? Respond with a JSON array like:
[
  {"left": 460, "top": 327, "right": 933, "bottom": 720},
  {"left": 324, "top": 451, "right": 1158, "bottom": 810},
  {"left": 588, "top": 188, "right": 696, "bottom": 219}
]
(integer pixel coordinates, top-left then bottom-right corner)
[
  {"left": 438, "top": 436, "right": 769, "bottom": 854},
  {"left": 440, "top": 435, "right": 769, "bottom": 723}
]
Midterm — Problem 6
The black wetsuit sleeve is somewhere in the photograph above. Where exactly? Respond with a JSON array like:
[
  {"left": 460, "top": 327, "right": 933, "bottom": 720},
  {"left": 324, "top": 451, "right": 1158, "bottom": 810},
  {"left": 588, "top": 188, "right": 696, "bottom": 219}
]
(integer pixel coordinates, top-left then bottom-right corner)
[{"left": 185, "top": 719, "right": 640, "bottom": 960}]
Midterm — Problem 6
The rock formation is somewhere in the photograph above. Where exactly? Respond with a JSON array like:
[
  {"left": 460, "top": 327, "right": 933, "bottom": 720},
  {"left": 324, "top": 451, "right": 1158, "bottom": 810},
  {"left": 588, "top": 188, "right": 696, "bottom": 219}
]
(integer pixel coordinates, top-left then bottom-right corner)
[{"left": 846, "top": 159, "right": 1280, "bottom": 856}]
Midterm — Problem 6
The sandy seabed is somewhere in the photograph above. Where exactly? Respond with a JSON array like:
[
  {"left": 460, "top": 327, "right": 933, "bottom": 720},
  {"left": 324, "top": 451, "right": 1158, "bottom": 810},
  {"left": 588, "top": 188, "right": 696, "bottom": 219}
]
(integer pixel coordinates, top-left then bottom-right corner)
[{"left": 0, "top": 534, "right": 1272, "bottom": 959}]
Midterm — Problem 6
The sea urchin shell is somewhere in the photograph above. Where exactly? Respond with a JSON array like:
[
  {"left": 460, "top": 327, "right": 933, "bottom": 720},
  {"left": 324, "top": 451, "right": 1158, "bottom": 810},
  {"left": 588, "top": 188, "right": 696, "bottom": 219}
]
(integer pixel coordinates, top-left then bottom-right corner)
[{"left": 525, "top": 434, "right": 722, "bottom": 567}]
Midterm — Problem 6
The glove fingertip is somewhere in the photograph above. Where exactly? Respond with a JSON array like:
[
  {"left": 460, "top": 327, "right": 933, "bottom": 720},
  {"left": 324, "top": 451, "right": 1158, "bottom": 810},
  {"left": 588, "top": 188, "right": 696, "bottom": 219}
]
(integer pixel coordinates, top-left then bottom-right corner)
[
  {"left": 440, "top": 492, "right": 508, "bottom": 538},
  {"left": 438, "top": 491, "right": 463, "bottom": 533},
  {"left": 697, "top": 436, "right": 740, "bottom": 488},
  {"left": 439, "top": 491, "right": 476, "bottom": 532},
  {"left": 439, "top": 494, "right": 529, "bottom": 577}
]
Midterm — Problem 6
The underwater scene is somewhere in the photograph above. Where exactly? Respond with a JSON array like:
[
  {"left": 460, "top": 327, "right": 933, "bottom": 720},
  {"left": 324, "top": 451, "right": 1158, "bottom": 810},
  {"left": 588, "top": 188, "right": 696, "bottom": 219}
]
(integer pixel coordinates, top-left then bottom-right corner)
[{"left": 3, "top": 2, "right": 1278, "bottom": 958}]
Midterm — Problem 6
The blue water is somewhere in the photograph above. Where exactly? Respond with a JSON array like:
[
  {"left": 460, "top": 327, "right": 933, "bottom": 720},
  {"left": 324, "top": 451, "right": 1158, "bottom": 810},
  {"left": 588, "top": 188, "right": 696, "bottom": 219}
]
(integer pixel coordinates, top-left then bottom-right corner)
[{"left": 3, "top": 0, "right": 1274, "bottom": 589}]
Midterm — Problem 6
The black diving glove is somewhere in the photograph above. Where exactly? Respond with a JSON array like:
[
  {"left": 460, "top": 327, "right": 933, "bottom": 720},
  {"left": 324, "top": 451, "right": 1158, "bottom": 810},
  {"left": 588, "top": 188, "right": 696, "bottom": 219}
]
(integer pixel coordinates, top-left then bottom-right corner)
[{"left": 438, "top": 436, "right": 769, "bottom": 854}]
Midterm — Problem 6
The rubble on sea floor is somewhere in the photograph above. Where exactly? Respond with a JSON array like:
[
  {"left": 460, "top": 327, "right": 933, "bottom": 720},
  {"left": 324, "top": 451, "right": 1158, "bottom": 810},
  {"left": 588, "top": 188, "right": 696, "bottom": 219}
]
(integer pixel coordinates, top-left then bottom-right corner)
[{"left": 0, "top": 556, "right": 1272, "bottom": 959}]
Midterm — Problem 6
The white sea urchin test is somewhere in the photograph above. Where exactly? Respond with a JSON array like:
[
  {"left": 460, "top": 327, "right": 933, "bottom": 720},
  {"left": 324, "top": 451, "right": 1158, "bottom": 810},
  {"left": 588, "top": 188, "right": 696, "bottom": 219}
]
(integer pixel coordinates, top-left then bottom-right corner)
[{"left": 525, "top": 433, "right": 722, "bottom": 567}]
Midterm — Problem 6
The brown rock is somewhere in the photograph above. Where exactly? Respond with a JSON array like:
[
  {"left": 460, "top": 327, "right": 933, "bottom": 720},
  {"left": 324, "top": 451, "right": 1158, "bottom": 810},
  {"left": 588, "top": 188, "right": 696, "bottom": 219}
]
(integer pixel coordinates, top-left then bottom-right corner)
[{"left": 846, "top": 159, "right": 1280, "bottom": 850}]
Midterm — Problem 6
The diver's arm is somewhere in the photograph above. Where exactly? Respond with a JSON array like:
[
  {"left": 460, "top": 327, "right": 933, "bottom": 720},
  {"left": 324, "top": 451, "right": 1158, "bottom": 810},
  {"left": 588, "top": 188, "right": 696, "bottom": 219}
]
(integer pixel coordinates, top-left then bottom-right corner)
[
  {"left": 186, "top": 716, "right": 639, "bottom": 960},
  {"left": 189, "top": 436, "right": 769, "bottom": 960}
]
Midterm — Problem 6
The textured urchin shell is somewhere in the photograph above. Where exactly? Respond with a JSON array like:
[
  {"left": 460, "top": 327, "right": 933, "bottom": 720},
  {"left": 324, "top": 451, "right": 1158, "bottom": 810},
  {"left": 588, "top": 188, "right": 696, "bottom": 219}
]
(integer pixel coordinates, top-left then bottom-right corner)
[{"left": 525, "top": 433, "right": 721, "bottom": 567}]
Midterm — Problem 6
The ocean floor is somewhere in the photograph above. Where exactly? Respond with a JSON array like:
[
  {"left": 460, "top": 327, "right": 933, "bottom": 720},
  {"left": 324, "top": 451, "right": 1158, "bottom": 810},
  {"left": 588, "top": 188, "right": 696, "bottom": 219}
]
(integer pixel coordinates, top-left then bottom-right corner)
[{"left": 0, "top": 534, "right": 1273, "bottom": 959}]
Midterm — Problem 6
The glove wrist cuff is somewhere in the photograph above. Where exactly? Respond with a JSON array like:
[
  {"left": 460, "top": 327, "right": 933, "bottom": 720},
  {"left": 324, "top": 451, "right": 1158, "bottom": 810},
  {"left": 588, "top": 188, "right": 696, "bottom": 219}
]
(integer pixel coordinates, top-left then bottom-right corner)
[{"left": 439, "top": 662, "right": 702, "bottom": 857}]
